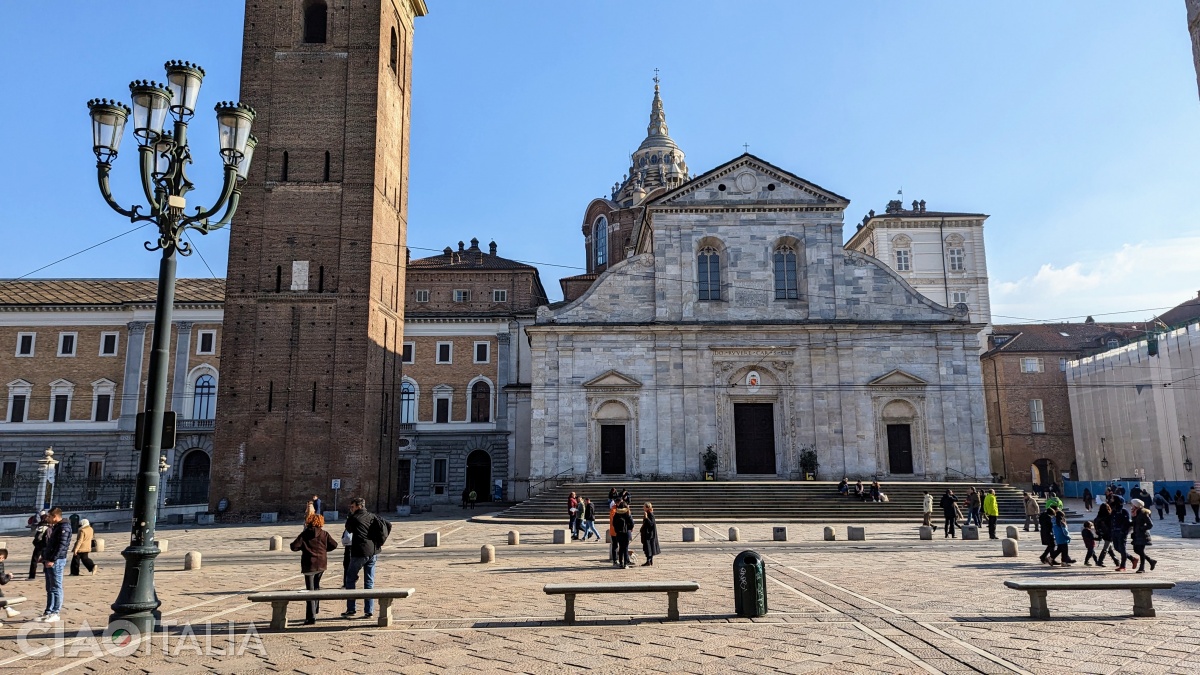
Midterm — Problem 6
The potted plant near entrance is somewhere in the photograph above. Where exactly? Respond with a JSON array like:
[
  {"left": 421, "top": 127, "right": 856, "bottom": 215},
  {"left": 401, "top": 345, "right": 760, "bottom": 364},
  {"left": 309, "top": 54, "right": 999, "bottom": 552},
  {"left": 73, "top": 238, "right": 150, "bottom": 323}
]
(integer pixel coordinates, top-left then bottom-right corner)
[
  {"left": 702, "top": 446, "right": 718, "bottom": 481},
  {"left": 799, "top": 448, "right": 819, "bottom": 481}
]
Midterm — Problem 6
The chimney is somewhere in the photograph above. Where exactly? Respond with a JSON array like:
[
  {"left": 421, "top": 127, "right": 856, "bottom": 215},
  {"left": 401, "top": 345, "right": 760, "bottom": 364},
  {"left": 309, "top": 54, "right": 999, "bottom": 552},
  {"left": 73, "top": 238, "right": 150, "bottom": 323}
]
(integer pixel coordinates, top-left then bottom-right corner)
[
  {"left": 443, "top": 246, "right": 453, "bottom": 255},
  {"left": 489, "top": 241, "right": 497, "bottom": 256},
  {"left": 919, "top": 200, "right": 926, "bottom": 213},
  {"left": 458, "top": 241, "right": 465, "bottom": 252},
  {"left": 405, "top": 248, "right": 411, "bottom": 265},
  {"left": 469, "top": 237, "right": 480, "bottom": 251}
]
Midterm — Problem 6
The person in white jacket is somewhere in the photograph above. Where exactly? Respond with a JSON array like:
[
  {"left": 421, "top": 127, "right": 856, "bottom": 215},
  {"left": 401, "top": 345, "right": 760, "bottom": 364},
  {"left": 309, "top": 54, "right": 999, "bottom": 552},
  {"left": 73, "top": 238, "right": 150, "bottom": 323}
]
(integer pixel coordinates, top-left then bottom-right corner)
[{"left": 922, "top": 491, "right": 937, "bottom": 531}]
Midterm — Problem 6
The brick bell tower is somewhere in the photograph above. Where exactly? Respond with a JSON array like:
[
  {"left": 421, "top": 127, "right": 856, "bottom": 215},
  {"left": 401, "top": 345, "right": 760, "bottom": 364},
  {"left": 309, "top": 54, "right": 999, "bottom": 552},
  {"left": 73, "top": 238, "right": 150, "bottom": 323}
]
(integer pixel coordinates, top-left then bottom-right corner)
[{"left": 213, "top": 0, "right": 427, "bottom": 517}]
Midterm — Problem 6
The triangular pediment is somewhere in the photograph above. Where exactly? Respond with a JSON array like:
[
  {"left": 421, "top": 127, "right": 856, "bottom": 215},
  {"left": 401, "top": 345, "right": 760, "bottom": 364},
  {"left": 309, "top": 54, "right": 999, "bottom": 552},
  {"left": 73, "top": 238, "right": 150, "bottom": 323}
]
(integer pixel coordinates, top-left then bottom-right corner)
[
  {"left": 649, "top": 153, "right": 850, "bottom": 209},
  {"left": 583, "top": 370, "right": 643, "bottom": 389},
  {"left": 868, "top": 369, "right": 929, "bottom": 387}
]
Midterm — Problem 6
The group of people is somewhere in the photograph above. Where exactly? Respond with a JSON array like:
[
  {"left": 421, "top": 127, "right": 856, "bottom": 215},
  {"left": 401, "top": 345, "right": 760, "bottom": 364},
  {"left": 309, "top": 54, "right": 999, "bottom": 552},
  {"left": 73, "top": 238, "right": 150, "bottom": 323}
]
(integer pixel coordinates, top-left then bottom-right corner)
[
  {"left": 291, "top": 494, "right": 391, "bottom": 625},
  {"left": 4, "top": 508, "right": 102, "bottom": 624},
  {"left": 837, "top": 478, "right": 887, "bottom": 502},
  {"left": 922, "top": 487, "right": 1001, "bottom": 538},
  {"left": 1042, "top": 492, "right": 1158, "bottom": 572},
  {"left": 566, "top": 488, "right": 661, "bottom": 569}
]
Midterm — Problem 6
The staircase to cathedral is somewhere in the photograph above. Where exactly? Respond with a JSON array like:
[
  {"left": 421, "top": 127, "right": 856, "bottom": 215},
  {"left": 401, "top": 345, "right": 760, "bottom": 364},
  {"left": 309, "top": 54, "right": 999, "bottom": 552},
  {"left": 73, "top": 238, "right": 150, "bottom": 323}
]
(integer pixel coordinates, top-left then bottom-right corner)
[{"left": 481, "top": 482, "right": 1078, "bottom": 524}]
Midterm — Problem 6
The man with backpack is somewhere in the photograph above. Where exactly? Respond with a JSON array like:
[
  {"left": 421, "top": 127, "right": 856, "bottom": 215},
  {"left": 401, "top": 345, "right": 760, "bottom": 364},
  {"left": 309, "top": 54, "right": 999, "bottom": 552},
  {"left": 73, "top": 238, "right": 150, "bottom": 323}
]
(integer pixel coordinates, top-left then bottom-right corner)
[{"left": 340, "top": 497, "right": 391, "bottom": 620}]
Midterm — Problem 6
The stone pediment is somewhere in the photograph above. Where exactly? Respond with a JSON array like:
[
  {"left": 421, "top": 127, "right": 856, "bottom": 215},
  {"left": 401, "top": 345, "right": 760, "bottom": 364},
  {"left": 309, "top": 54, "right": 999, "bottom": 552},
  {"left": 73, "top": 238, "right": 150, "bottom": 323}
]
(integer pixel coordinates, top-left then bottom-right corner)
[
  {"left": 583, "top": 370, "right": 643, "bottom": 389},
  {"left": 868, "top": 369, "right": 929, "bottom": 387},
  {"left": 649, "top": 153, "right": 850, "bottom": 209}
]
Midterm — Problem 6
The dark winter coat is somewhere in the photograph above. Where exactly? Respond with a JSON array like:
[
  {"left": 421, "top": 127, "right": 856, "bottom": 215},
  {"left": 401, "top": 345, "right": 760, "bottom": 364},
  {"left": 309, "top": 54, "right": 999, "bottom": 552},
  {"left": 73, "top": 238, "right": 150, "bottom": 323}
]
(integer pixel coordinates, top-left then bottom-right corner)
[
  {"left": 290, "top": 525, "right": 339, "bottom": 573},
  {"left": 939, "top": 493, "right": 957, "bottom": 517},
  {"left": 1093, "top": 510, "right": 1112, "bottom": 542},
  {"left": 612, "top": 507, "right": 634, "bottom": 537},
  {"left": 1039, "top": 511, "right": 1055, "bottom": 546},
  {"left": 640, "top": 513, "right": 661, "bottom": 556},
  {"left": 583, "top": 502, "right": 596, "bottom": 522},
  {"left": 345, "top": 508, "right": 377, "bottom": 559},
  {"left": 45, "top": 520, "right": 73, "bottom": 561},
  {"left": 1110, "top": 508, "right": 1132, "bottom": 543},
  {"left": 1131, "top": 509, "right": 1154, "bottom": 547}
]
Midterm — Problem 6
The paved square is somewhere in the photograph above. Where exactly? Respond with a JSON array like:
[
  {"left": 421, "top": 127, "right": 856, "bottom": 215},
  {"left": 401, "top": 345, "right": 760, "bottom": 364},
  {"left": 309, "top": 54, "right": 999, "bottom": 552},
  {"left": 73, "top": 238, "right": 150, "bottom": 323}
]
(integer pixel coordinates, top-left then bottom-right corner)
[{"left": 1, "top": 502, "right": 1197, "bottom": 673}]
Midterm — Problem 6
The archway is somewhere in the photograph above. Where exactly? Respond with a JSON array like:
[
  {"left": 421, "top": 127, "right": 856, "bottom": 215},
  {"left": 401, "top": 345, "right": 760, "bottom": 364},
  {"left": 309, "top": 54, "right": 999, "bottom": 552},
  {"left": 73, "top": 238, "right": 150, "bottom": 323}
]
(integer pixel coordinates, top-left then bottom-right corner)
[
  {"left": 1032, "top": 458, "right": 1060, "bottom": 496},
  {"left": 465, "top": 450, "right": 492, "bottom": 503},
  {"left": 179, "top": 450, "right": 211, "bottom": 504}
]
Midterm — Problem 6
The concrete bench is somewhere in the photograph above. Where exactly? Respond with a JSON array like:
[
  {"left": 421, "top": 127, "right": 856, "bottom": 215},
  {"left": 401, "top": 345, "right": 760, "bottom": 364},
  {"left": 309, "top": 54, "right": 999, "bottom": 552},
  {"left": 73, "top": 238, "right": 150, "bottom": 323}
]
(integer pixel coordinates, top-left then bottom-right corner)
[
  {"left": 247, "top": 588, "right": 415, "bottom": 629},
  {"left": 543, "top": 581, "right": 699, "bottom": 623},
  {"left": 1004, "top": 579, "right": 1175, "bottom": 619}
]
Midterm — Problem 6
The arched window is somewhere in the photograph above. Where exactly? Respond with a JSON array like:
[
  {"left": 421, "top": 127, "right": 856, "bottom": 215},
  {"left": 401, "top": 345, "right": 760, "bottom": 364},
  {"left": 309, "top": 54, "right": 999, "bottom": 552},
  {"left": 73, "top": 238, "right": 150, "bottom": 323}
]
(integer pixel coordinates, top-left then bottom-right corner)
[
  {"left": 697, "top": 246, "right": 721, "bottom": 301},
  {"left": 470, "top": 381, "right": 491, "bottom": 423},
  {"left": 594, "top": 216, "right": 608, "bottom": 268},
  {"left": 399, "top": 380, "right": 416, "bottom": 423},
  {"left": 389, "top": 28, "right": 398, "bottom": 72},
  {"left": 774, "top": 245, "right": 799, "bottom": 300},
  {"left": 303, "top": 1, "right": 328, "bottom": 44},
  {"left": 192, "top": 374, "right": 216, "bottom": 420}
]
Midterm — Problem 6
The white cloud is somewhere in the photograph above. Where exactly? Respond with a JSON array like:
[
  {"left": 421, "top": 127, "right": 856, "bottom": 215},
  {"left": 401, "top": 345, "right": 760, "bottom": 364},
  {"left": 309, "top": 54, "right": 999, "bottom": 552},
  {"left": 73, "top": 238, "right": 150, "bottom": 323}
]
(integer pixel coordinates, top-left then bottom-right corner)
[{"left": 991, "top": 236, "right": 1200, "bottom": 323}]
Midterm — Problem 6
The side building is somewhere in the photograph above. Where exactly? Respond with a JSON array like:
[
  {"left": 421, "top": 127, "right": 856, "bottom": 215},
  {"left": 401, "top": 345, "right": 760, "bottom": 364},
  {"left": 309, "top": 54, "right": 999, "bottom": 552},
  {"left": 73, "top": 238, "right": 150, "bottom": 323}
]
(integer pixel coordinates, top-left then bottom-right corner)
[
  {"left": 0, "top": 279, "right": 223, "bottom": 511},
  {"left": 399, "top": 239, "right": 547, "bottom": 508}
]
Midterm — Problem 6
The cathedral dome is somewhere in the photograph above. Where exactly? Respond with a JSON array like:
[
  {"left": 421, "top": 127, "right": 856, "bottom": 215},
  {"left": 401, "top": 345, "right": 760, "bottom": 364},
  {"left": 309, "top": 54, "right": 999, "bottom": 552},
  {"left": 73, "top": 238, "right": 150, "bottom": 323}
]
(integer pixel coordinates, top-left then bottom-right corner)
[{"left": 612, "top": 80, "right": 689, "bottom": 206}]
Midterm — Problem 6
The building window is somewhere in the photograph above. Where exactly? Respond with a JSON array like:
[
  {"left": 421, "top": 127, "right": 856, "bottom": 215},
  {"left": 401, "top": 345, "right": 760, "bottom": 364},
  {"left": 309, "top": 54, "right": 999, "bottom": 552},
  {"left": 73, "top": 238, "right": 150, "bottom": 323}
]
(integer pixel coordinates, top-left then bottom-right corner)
[
  {"left": 474, "top": 342, "right": 490, "bottom": 364},
  {"left": 303, "top": 0, "right": 327, "bottom": 43},
  {"left": 1020, "top": 357, "right": 1044, "bottom": 373},
  {"left": 94, "top": 394, "right": 112, "bottom": 422},
  {"left": 894, "top": 249, "right": 911, "bottom": 272},
  {"left": 52, "top": 395, "right": 69, "bottom": 422},
  {"left": 196, "top": 330, "right": 216, "bottom": 355},
  {"left": 1059, "top": 358, "right": 1069, "bottom": 372},
  {"left": 415, "top": 290, "right": 430, "bottom": 303},
  {"left": 58, "top": 333, "right": 77, "bottom": 357},
  {"left": 389, "top": 27, "right": 398, "bottom": 72},
  {"left": 594, "top": 216, "right": 608, "bottom": 267},
  {"left": 453, "top": 289, "right": 470, "bottom": 303},
  {"left": 435, "top": 396, "right": 450, "bottom": 423},
  {"left": 1, "top": 461, "right": 16, "bottom": 500},
  {"left": 948, "top": 247, "right": 965, "bottom": 272},
  {"left": 433, "top": 457, "right": 448, "bottom": 484},
  {"left": 1106, "top": 338, "right": 1119, "bottom": 350},
  {"left": 16, "top": 333, "right": 35, "bottom": 357},
  {"left": 99, "top": 332, "right": 119, "bottom": 356},
  {"left": 470, "top": 381, "right": 491, "bottom": 423},
  {"left": 951, "top": 291, "right": 968, "bottom": 305},
  {"left": 192, "top": 374, "right": 216, "bottom": 420},
  {"left": 773, "top": 245, "right": 799, "bottom": 300},
  {"left": 401, "top": 342, "right": 414, "bottom": 364},
  {"left": 436, "top": 342, "right": 452, "bottom": 364},
  {"left": 399, "top": 381, "right": 416, "bottom": 423},
  {"left": 697, "top": 247, "right": 721, "bottom": 301},
  {"left": 8, "top": 394, "right": 27, "bottom": 423},
  {"left": 1029, "top": 399, "right": 1045, "bottom": 434},
  {"left": 492, "top": 289, "right": 507, "bottom": 303}
]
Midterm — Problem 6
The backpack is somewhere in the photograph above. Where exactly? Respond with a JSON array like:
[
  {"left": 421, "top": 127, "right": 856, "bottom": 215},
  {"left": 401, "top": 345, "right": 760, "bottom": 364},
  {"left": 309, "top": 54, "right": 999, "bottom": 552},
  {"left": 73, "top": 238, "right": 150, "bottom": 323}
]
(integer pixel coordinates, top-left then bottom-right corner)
[{"left": 368, "top": 514, "right": 392, "bottom": 550}]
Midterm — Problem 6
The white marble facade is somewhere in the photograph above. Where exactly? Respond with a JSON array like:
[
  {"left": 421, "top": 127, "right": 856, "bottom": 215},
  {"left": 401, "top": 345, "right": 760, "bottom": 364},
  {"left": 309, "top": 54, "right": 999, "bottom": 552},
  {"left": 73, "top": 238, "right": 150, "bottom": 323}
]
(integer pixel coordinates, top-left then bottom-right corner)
[{"left": 527, "top": 155, "right": 991, "bottom": 481}]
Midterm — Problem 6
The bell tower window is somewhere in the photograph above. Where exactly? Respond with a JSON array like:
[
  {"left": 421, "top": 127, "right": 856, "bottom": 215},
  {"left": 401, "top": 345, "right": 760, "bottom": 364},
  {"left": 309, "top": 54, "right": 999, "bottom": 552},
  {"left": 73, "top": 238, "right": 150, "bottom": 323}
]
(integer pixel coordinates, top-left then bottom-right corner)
[
  {"left": 303, "top": 1, "right": 328, "bottom": 44},
  {"left": 594, "top": 216, "right": 608, "bottom": 268}
]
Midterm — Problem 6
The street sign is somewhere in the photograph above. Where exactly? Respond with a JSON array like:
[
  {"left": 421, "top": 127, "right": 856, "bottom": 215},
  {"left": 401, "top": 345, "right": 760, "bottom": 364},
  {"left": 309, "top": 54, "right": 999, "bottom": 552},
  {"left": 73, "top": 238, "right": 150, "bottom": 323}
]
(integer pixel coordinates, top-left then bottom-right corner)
[
  {"left": 134, "top": 411, "right": 177, "bottom": 451},
  {"left": 331, "top": 478, "right": 341, "bottom": 490}
]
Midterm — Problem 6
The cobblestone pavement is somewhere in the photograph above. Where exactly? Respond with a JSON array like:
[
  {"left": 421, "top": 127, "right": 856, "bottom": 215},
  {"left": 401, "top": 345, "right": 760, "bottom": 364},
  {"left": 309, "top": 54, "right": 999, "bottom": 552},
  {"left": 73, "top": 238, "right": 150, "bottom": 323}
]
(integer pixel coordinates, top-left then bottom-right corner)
[{"left": 0, "top": 501, "right": 1196, "bottom": 673}]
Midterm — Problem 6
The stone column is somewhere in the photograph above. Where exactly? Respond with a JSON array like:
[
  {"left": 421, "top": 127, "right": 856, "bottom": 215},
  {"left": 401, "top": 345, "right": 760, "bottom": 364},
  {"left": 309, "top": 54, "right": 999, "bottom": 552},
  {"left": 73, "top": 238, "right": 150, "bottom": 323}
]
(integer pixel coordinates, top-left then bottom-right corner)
[
  {"left": 119, "top": 322, "right": 148, "bottom": 431},
  {"left": 170, "top": 322, "right": 194, "bottom": 415}
]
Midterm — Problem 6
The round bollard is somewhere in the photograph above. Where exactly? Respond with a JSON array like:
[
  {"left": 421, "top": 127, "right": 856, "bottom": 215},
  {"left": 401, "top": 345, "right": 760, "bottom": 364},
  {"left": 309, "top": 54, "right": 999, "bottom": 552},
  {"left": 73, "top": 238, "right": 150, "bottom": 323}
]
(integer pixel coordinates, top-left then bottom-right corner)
[
  {"left": 158, "top": 539, "right": 169, "bottom": 553},
  {"left": 1002, "top": 538, "right": 1019, "bottom": 557},
  {"left": 184, "top": 551, "right": 202, "bottom": 570},
  {"left": 481, "top": 544, "right": 495, "bottom": 563},
  {"left": 823, "top": 527, "right": 835, "bottom": 541},
  {"left": 268, "top": 535, "right": 283, "bottom": 551},
  {"left": 508, "top": 530, "right": 520, "bottom": 545},
  {"left": 1006, "top": 526, "right": 1019, "bottom": 540},
  {"left": 728, "top": 527, "right": 740, "bottom": 542},
  {"left": 92, "top": 538, "right": 105, "bottom": 553}
]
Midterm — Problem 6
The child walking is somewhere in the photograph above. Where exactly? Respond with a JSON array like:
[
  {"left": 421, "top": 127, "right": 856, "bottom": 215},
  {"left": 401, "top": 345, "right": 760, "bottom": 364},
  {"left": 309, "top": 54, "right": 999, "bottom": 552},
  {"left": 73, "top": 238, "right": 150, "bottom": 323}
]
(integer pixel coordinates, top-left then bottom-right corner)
[
  {"left": 1081, "top": 522, "right": 1098, "bottom": 566},
  {"left": 1051, "top": 511, "right": 1075, "bottom": 566}
]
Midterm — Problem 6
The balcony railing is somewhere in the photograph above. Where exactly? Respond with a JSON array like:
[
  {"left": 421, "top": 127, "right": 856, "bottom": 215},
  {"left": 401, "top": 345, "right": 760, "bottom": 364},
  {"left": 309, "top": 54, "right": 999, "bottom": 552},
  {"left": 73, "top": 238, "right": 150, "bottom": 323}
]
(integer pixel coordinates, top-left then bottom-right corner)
[{"left": 176, "top": 418, "right": 216, "bottom": 432}]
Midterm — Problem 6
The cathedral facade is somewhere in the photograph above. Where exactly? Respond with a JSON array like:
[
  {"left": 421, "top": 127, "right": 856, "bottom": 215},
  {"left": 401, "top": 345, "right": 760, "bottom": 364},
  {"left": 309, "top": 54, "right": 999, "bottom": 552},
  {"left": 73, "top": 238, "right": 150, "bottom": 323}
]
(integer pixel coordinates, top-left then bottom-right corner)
[{"left": 527, "top": 87, "right": 990, "bottom": 482}]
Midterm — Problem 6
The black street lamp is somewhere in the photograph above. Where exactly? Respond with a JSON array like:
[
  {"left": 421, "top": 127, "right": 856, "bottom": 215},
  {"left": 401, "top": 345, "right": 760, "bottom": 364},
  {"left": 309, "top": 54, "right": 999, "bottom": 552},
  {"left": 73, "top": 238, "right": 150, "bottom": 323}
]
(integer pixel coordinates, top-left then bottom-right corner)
[
  {"left": 1184, "top": 435, "right": 1193, "bottom": 473},
  {"left": 1100, "top": 437, "right": 1108, "bottom": 471},
  {"left": 88, "top": 61, "right": 254, "bottom": 636}
]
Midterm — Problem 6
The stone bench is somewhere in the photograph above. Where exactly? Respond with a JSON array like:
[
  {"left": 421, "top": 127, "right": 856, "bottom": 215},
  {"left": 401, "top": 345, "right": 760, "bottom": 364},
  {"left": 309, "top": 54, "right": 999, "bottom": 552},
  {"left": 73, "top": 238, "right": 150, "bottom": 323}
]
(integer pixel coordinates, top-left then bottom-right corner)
[
  {"left": 247, "top": 588, "right": 415, "bottom": 629},
  {"left": 1003, "top": 579, "right": 1175, "bottom": 619},
  {"left": 543, "top": 581, "right": 699, "bottom": 623}
]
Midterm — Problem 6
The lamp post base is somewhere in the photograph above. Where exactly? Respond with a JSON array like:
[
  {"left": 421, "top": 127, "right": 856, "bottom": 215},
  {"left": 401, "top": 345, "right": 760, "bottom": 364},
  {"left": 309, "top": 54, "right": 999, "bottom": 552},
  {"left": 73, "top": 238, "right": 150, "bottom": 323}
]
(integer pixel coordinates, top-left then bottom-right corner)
[{"left": 108, "top": 544, "right": 163, "bottom": 636}]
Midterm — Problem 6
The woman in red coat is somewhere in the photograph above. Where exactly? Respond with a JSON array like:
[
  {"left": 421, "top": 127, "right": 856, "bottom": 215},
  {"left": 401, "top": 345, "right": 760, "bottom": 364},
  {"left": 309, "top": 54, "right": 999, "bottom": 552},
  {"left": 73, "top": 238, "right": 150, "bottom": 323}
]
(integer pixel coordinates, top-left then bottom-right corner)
[{"left": 291, "top": 513, "right": 339, "bottom": 625}]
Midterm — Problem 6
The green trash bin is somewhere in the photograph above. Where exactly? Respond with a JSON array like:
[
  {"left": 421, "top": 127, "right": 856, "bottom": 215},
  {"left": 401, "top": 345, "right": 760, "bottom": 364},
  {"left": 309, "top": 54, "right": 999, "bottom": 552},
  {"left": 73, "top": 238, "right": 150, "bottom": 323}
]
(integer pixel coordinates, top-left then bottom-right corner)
[
  {"left": 733, "top": 550, "right": 768, "bottom": 617},
  {"left": 69, "top": 513, "right": 81, "bottom": 530}
]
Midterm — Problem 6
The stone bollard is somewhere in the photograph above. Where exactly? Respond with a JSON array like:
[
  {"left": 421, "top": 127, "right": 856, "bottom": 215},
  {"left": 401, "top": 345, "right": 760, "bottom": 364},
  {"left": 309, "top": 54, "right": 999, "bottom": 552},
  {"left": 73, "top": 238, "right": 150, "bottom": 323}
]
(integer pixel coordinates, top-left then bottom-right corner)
[
  {"left": 961, "top": 525, "right": 980, "bottom": 540},
  {"left": 847, "top": 526, "right": 865, "bottom": 541},
  {"left": 424, "top": 532, "right": 440, "bottom": 547},
  {"left": 773, "top": 526, "right": 788, "bottom": 542},
  {"left": 92, "top": 539, "right": 105, "bottom": 553},
  {"left": 552, "top": 529, "right": 567, "bottom": 544},
  {"left": 1006, "top": 526, "right": 1019, "bottom": 540},
  {"left": 605, "top": 531, "right": 611, "bottom": 544},
  {"left": 728, "top": 527, "right": 740, "bottom": 542},
  {"left": 268, "top": 535, "right": 282, "bottom": 551},
  {"left": 1180, "top": 523, "right": 1200, "bottom": 539},
  {"left": 480, "top": 544, "right": 495, "bottom": 563},
  {"left": 682, "top": 527, "right": 697, "bottom": 542},
  {"left": 823, "top": 526, "right": 836, "bottom": 541},
  {"left": 919, "top": 526, "right": 933, "bottom": 540},
  {"left": 158, "top": 539, "right": 169, "bottom": 553},
  {"left": 508, "top": 530, "right": 520, "bottom": 545},
  {"left": 184, "top": 551, "right": 202, "bottom": 570},
  {"left": 1002, "top": 538, "right": 1019, "bottom": 557}
]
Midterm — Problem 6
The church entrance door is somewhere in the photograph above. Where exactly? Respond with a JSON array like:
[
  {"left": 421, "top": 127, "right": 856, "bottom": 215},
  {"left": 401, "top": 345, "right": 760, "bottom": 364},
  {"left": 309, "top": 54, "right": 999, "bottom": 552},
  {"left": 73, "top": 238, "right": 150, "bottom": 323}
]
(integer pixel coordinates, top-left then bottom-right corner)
[
  {"left": 886, "top": 424, "right": 914, "bottom": 474},
  {"left": 734, "top": 403, "right": 776, "bottom": 474},
  {"left": 600, "top": 424, "right": 626, "bottom": 475}
]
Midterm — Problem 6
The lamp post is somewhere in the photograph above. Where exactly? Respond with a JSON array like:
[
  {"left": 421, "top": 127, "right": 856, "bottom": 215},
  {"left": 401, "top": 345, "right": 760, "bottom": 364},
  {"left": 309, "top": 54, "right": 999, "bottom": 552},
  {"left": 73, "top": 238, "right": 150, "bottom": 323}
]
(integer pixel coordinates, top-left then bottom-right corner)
[
  {"left": 158, "top": 454, "right": 172, "bottom": 516},
  {"left": 88, "top": 61, "right": 255, "bottom": 636},
  {"left": 1184, "top": 435, "right": 1193, "bottom": 473},
  {"left": 1100, "top": 437, "right": 1109, "bottom": 472}
]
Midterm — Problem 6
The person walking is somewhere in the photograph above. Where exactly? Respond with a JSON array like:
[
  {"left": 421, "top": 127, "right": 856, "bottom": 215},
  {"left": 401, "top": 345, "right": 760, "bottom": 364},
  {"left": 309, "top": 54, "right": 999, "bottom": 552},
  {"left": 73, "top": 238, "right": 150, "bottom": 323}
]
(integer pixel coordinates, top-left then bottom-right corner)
[
  {"left": 568, "top": 492, "right": 580, "bottom": 540},
  {"left": 612, "top": 500, "right": 634, "bottom": 569},
  {"left": 1022, "top": 492, "right": 1040, "bottom": 532},
  {"left": 966, "top": 488, "right": 982, "bottom": 528},
  {"left": 341, "top": 498, "right": 378, "bottom": 619},
  {"left": 579, "top": 498, "right": 601, "bottom": 541},
  {"left": 608, "top": 501, "right": 619, "bottom": 564},
  {"left": 304, "top": 499, "right": 316, "bottom": 522},
  {"left": 1110, "top": 497, "right": 1137, "bottom": 572},
  {"left": 1151, "top": 492, "right": 1167, "bottom": 520},
  {"left": 982, "top": 489, "right": 1000, "bottom": 539},
  {"left": 468, "top": 489, "right": 477, "bottom": 509},
  {"left": 608, "top": 487, "right": 618, "bottom": 508},
  {"left": 1093, "top": 502, "right": 1118, "bottom": 567},
  {"left": 640, "top": 502, "right": 661, "bottom": 566},
  {"left": 28, "top": 511, "right": 48, "bottom": 580},
  {"left": 1188, "top": 486, "right": 1200, "bottom": 523},
  {"left": 1082, "top": 488, "right": 1094, "bottom": 512},
  {"left": 1174, "top": 490, "right": 1187, "bottom": 523},
  {"left": 939, "top": 489, "right": 958, "bottom": 538},
  {"left": 1039, "top": 507, "right": 1057, "bottom": 565},
  {"left": 1045, "top": 492, "right": 1063, "bottom": 511},
  {"left": 291, "top": 513, "right": 338, "bottom": 625},
  {"left": 312, "top": 494, "right": 323, "bottom": 516},
  {"left": 1130, "top": 499, "right": 1157, "bottom": 573},
  {"left": 69, "top": 519, "right": 96, "bottom": 576},
  {"left": 461, "top": 486, "right": 470, "bottom": 509},
  {"left": 1050, "top": 511, "right": 1074, "bottom": 566},
  {"left": 921, "top": 491, "right": 937, "bottom": 531},
  {"left": 0, "top": 548, "right": 20, "bottom": 620},
  {"left": 1081, "top": 522, "right": 1098, "bottom": 566},
  {"left": 37, "top": 507, "right": 70, "bottom": 623}
]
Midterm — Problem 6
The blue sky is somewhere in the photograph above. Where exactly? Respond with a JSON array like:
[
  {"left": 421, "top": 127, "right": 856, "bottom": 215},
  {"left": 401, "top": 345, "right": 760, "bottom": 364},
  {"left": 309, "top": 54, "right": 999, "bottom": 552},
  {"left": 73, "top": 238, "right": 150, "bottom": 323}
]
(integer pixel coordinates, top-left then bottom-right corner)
[{"left": 2, "top": 1, "right": 1198, "bottom": 323}]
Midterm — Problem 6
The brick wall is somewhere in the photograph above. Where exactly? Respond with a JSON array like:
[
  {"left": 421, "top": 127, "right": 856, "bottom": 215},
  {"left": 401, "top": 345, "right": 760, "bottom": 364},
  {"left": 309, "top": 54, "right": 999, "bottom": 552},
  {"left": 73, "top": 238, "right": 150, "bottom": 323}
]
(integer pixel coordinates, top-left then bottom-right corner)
[
  {"left": 982, "top": 352, "right": 1077, "bottom": 485},
  {"left": 402, "top": 336, "right": 499, "bottom": 422}
]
